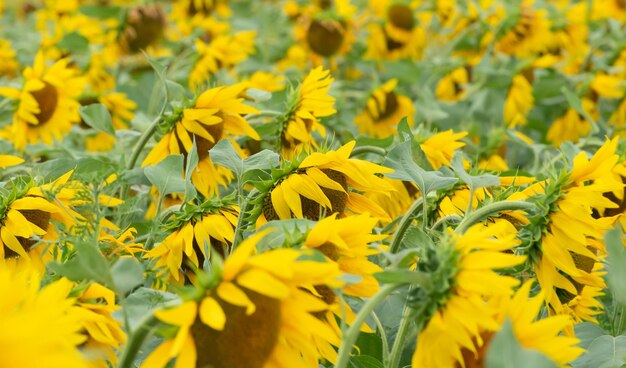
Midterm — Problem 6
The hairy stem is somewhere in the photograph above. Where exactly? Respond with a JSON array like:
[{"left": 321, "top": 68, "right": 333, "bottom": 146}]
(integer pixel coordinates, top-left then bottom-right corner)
[{"left": 455, "top": 200, "right": 535, "bottom": 234}]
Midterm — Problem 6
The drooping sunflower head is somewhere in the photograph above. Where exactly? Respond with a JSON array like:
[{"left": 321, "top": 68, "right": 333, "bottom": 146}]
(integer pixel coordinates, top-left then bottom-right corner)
[
  {"left": 118, "top": 4, "right": 166, "bottom": 54},
  {"left": 412, "top": 221, "right": 525, "bottom": 367},
  {"left": 355, "top": 79, "right": 415, "bottom": 138},
  {"left": 258, "top": 141, "right": 394, "bottom": 223},
  {"left": 495, "top": 0, "right": 554, "bottom": 58},
  {"left": 142, "top": 83, "right": 259, "bottom": 197},
  {"left": 521, "top": 138, "right": 620, "bottom": 326},
  {"left": 143, "top": 231, "right": 344, "bottom": 368},
  {"left": 0, "top": 51, "right": 85, "bottom": 151},
  {"left": 435, "top": 67, "right": 470, "bottom": 102},
  {"left": 419, "top": 129, "right": 468, "bottom": 170},
  {"left": 279, "top": 67, "right": 335, "bottom": 158},
  {"left": 145, "top": 199, "right": 239, "bottom": 285}
]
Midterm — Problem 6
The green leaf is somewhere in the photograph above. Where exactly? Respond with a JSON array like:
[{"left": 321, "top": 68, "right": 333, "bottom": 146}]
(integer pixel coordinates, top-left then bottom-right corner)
[
  {"left": 384, "top": 141, "right": 458, "bottom": 195},
  {"left": 121, "top": 287, "right": 179, "bottom": 331},
  {"left": 184, "top": 139, "right": 199, "bottom": 200},
  {"left": 57, "top": 32, "right": 89, "bottom": 53},
  {"left": 79, "top": 4, "right": 123, "bottom": 19},
  {"left": 561, "top": 86, "right": 597, "bottom": 131},
  {"left": 144, "top": 154, "right": 186, "bottom": 196},
  {"left": 143, "top": 52, "right": 168, "bottom": 86},
  {"left": 209, "top": 139, "right": 279, "bottom": 181},
  {"left": 606, "top": 228, "right": 626, "bottom": 306},
  {"left": 450, "top": 153, "right": 500, "bottom": 189},
  {"left": 402, "top": 226, "right": 434, "bottom": 250},
  {"left": 572, "top": 335, "right": 626, "bottom": 368},
  {"left": 575, "top": 322, "right": 608, "bottom": 350},
  {"left": 486, "top": 319, "right": 557, "bottom": 368},
  {"left": 246, "top": 88, "right": 272, "bottom": 102},
  {"left": 80, "top": 104, "right": 115, "bottom": 135},
  {"left": 49, "top": 241, "right": 113, "bottom": 287},
  {"left": 349, "top": 355, "right": 384, "bottom": 368},
  {"left": 111, "top": 257, "right": 144, "bottom": 296}
]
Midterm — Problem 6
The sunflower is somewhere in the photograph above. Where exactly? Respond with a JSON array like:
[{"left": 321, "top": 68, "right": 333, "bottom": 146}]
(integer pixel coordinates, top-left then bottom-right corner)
[
  {"left": 245, "top": 71, "right": 286, "bottom": 93},
  {"left": 525, "top": 138, "right": 621, "bottom": 328},
  {"left": 0, "top": 263, "right": 88, "bottom": 368},
  {"left": 436, "top": 67, "right": 469, "bottom": 102},
  {"left": 72, "top": 283, "right": 126, "bottom": 367},
  {"left": 146, "top": 204, "right": 239, "bottom": 284},
  {"left": 419, "top": 130, "right": 468, "bottom": 169},
  {"left": 457, "top": 280, "right": 583, "bottom": 367},
  {"left": 365, "top": 177, "right": 419, "bottom": 223},
  {"left": 142, "top": 83, "right": 260, "bottom": 198},
  {"left": 591, "top": 73, "right": 625, "bottom": 99},
  {"left": 278, "top": 67, "right": 335, "bottom": 158},
  {"left": 413, "top": 221, "right": 525, "bottom": 367},
  {"left": 169, "top": 0, "right": 231, "bottom": 41},
  {"left": 142, "top": 231, "right": 344, "bottom": 368},
  {"left": 118, "top": 4, "right": 166, "bottom": 54},
  {"left": 495, "top": 0, "right": 554, "bottom": 59},
  {"left": 0, "top": 51, "right": 85, "bottom": 151},
  {"left": 0, "top": 38, "right": 18, "bottom": 78},
  {"left": 261, "top": 141, "right": 394, "bottom": 223},
  {"left": 85, "top": 92, "right": 137, "bottom": 152},
  {"left": 354, "top": 79, "right": 415, "bottom": 138},
  {"left": 546, "top": 98, "right": 594, "bottom": 146},
  {"left": 364, "top": 1, "right": 426, "bottom": 61},
  {"left": 189, "top": 31, "right": 257, "bottom": 90},
  {"left": 504, "top": 74, "right": 533, "bottom": 128}
]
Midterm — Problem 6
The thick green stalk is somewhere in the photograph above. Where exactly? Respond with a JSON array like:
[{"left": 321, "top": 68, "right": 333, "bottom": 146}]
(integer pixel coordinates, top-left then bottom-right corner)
[
  {"left": 334, "top": 284, "right": 402, "bottom": 368},
  {"left": 454, "top": 200, "right": 535, "bottom": 234},
  {"left": 349, "top": 145, "right": 387, "bottom": 158},
  {"left": 387, "top": 303, "right": 413, "bottom": 368},
  {"left": 389, "top": 197, "right": 424, "bottom": 254},
  {"left": 230, "top": 188, "right": 260, "bottom": 252},
  {"left": 117, "top": 314, "right": 161, "bottom": 368}
]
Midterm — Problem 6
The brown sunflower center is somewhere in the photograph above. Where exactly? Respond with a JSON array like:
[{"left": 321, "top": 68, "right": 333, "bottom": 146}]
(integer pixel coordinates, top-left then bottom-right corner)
[
  {"left": 455, "top": 331, "right": 495, "bottom": 368},
  {"left": 306, "top": 19, "right": 346, "bottom": 57},
  {"left": 31, "top": 82, "right": 58, "bottom": 125},
  {"left": 121, "top": 5, "right": 166, "bottom": 53},
  {"left": 371, "top": 91, "right": 399, "bottom": 122},
  {"left": 191, "top": 289, "right": 281, "bottom": 368},
  {"left": 4, "top": 208, "right": 51, "bottom": 258},
  {"left": 387, "top": 4, "right": 414, "bottom": 30},
  {"left": 317, "top": 242, "right": 340, "bottom": 261}
]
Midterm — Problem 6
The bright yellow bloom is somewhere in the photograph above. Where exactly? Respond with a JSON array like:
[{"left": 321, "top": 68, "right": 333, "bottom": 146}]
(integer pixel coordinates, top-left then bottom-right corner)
[
  {"left": 142, "top": 231, "right": 343, "bottom": 368},
  {"left": 547, "top": 98, "right": 593, "bottom": 146},
  {"left": 504, "top": 74, "right": 533, "bottom": 128},
  {"left": 0, "top": 51, "right": 85, "bottom": 150},
  {"left": 413, "top": 221, "right": 525, "bottom": 367},
  {"left": 142, "top": 83, "right": 260, "bottom": 197},
  {"left": 495, "top": 1, "right": 554, "bottom": 58},
  {"left": 354, "top": 79, "right": 415, "bottom": 138},
  {"left": 0, "top": 155, "right": 24, "bottom": 169},
  {"left": 263, "top": 141, "right": 394, "bottom": 222},
  {"left": 591, "top": 73, "right": 625, "bottom": 99},
  {"left": 245, "top": 71, "right": 286, "bottom": 93},
  {"left": 0, "top": 263, "right": 88, "bottom": 367},
  {"left": 420, "top": 130, "right": 468, "bottom": 169},
  {"left": 280, "top": 67, "right": 336, "bottom": 157}
]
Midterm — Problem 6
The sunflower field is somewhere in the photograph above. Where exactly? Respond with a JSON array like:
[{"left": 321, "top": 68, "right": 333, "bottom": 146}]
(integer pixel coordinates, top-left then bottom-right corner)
[{"left": 3, "top": 0, "right": 626, "bottom": 367}]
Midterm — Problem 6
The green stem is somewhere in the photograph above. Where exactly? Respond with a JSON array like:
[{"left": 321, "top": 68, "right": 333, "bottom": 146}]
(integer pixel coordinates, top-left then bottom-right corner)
[
  {"left": 230, "top": 188, "right": 259, "bottom": 253},
  {"left": 372, "top": 311, "right": 390, "bottom": 364},
  {"left": 117, "top": 314, "right": 161, "bottom": 368},
  {"left": 387, "top": 303, "right": 413, "bottom": 368},
  {"left": 454, "top": 200, "right": 535, "bottom": 234},
  {"left": 389, "top": 198, "right": 424, "bottom": 254},
  {"left": 335, "top": 284, "right": 402, "bottom": 368},
  {"left": 430, "top": 214, "right": 462, "bottom": 231},
  {"left": 126, "top": 115, "right": 163, "bottom": 171},
  {"left": 350, "top": 146, "right": 387, "bottom": 158}
]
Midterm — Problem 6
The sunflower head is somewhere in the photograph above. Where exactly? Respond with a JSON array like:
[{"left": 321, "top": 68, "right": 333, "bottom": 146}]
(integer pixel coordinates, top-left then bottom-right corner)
[
  {"left": 387, "top": 2, "right": 415, "bottom": 31},
  {"left": 355, "top": 79, "right": 415, "bottom": 138},
  {"left": 306, "top": 18, "right": 347, "bottom": 57},
  {"left": 119, "top": 4, "right": 166, "bottom": 54},
  {"left": 143, "top": 231, "right": 344, "bottom": 367}
]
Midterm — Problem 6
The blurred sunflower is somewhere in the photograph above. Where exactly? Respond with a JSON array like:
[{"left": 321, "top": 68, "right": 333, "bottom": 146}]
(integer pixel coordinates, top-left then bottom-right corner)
[
  {"left": 0, "top": 51, "right": 85, "bottom": 151},
  {"left": 84, "top": 92, "right": 137, "bottom": 152},
  {"left": 435, "top": 67, "right": 469, "bottom": 102},
  {"left": 365, "top": 177, "right": 419, "bottom": 223},
  {"left": 526, "top": 138, "right": 621, "bottom": 329},
  {"left": 73, "top": 283, "right": 126, "bottom": 367},
  {"left": 146, "top": 203, "right": 238, "bottom": 284},
  {"left": 189, "top": 31, "right": 256, "bottom": 90},
  {"left": 142, "top": 83, "right": 260, "bottom": 198},
  {"left": 261, "top": 141, "right": 393, "bottom": 222},
  {"left": 142, "top": 231, "right": 343, "bottom": 368},
  {"left": 278, "top": 67, "right": 335, "bottom": 157},
  {"left": 365, "top": 1, "right": 426, "bottom": 61},
  {"left": 457, "top": 280, "right": 583, "bottom": 366},
  {"left": 546, "top": 98, "right": 594, "bottom": 146},
  {"left": 245, "top": 71, "right": 286, "bottom": 93},
  {"left": 0, "top": 263, "right": 88, "bottom": 368},
  {"left": 0, "top": 155, "right": 24, "bottom": 169},
  {"left": 354, "top": 79, "right": 415, "bottom": 138},
  {"left": 495, "top": 0, "right": 554, "bottom": 59},
  {"left": 504, "top": 74, "right": 533, "bottom": 128},
  {"left": 419, "top": 130, "right": 468, "bottom": 169},
  {"left": 169, "top": 0, "right": 231, "bottom": 40},
  {"left": 413, "top": 221, "right": 525, "bottom": 367},
  {"left": 118, "top": 4, "right": 167, "bottom": 55},
  {"left": 0, "top": 39, "right": 18, "bottom": 78}
]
